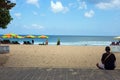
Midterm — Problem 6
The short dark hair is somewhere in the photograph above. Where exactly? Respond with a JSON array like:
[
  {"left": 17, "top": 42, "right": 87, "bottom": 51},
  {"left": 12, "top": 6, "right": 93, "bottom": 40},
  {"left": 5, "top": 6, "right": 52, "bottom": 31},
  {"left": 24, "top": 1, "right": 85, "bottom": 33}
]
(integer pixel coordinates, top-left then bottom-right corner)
[{"left": 105, "top": 46, "right": 110, "bottom": 52}]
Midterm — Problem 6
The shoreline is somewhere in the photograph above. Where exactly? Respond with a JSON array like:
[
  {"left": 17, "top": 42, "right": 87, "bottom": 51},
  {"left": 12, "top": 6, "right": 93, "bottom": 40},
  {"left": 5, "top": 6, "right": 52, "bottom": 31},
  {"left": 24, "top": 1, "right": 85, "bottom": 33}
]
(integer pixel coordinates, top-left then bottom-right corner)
[{"left": 0, "top": 45, "right": 120, "bottom": 69}]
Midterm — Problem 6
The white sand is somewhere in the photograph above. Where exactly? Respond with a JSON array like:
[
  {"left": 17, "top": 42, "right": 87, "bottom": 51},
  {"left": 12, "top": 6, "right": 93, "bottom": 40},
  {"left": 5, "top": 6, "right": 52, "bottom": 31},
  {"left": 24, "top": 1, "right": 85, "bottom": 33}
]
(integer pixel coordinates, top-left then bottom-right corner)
[{"left": 1, "top": 45, "right": 120, "bottom": 69}]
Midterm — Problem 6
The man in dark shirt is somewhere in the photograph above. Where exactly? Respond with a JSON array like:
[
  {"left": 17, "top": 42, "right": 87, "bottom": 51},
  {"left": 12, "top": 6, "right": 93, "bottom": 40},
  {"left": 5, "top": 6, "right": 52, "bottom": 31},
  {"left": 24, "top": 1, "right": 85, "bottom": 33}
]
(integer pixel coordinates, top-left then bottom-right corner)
[{"left": 97, "top": 46, "right": 116, "bottom": 70}]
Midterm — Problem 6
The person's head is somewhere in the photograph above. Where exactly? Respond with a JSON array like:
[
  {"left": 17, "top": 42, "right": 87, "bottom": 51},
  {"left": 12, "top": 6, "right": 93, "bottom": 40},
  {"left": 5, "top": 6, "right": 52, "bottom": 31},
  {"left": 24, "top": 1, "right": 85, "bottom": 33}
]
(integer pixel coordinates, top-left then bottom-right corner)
[{"left": 105, "top": 46, "right": 110, "bottom": 52}]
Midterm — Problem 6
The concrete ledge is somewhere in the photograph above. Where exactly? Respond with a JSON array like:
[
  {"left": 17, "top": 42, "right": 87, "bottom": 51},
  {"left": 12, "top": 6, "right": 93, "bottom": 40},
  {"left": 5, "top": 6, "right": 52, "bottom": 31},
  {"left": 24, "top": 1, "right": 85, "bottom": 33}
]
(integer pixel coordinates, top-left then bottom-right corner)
[
  {"left": 110, "top": 46, "right": 120, "bottom": 53},
  {"left": 0, "top": 46, "right": 9, "bottom": 54}
]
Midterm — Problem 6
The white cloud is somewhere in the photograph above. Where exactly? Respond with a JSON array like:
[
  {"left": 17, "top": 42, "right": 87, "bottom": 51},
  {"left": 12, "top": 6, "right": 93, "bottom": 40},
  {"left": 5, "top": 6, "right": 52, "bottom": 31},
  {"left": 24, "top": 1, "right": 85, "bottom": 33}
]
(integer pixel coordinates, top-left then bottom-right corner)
[
  {"left": 31, "top": 24, "right": 44, "bottom": 29},
  {"left": 84, "top": 10, "right": 94, "bottom": 18},
  {"left": 78, "top": 1, "right": 87, "bottom": 10},
  {"left": 68, "top": 3, "right": 77, "bottom": 8},
  {"left": 68, "top": 1, "right": 87, "bottom": 10},
  {"left": 24, "top": 24, "right": 44, "bottom": 29},
  {"left": 96, "top": 0, "right": 120, "bottom": 9},
  {"left": 51, "top": 1, "right": 69, "bottom": 13},
  {"left": 14, "top": 13, "right": 21, "bottom": 18},
  {"left": 26, "top": 0, "right": 40, "bottom": 8}
]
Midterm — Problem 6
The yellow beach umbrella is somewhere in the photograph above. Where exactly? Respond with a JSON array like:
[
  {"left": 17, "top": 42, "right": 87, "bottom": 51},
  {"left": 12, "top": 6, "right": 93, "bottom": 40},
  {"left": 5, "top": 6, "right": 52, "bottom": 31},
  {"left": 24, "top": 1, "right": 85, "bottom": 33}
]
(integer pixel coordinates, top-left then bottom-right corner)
[
  {"left": 25, "top": 35, "right": 36, "bottom": 38},
  {"left": 2, "top": 35, "right": 11, "bottom": 38},
  {"left": 16, "top": 35, "right": 24, "bottom": 38},
  {"left": 4, "top": 33, "right": 17, "bottom": 36},
  {"left": 2, "top": 33, "right": 18, "bottom": 38},
  {"left": 38, "top": 35, "right": 48, "bottom": 39}
]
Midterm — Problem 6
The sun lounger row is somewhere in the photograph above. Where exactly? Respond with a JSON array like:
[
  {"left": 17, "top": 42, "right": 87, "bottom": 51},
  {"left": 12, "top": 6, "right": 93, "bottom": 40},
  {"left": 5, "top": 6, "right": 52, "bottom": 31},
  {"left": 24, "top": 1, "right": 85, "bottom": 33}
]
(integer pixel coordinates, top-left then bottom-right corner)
[
  {"left": 0, "top": 40, "right": 20, "bottom": 44},
  {"left": 23, "top": 41, "right": 32, "bottom": 44}
]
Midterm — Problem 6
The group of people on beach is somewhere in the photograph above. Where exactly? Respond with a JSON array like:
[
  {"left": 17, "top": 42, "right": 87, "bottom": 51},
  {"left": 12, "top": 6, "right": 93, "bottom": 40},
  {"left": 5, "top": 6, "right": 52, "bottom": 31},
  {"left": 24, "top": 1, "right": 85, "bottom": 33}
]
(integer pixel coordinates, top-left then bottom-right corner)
[
  {"left": 32, "top": 39, "right": 61, "bottom": 45},
  {"left": 33, "top": 38, "right": 116, "bottom": 70},
  {"left": 0, "top": 37, "right": 116, "bottom": 70},
  {"left": 110, "top": 41, "right": 120, "bottom": 45}
]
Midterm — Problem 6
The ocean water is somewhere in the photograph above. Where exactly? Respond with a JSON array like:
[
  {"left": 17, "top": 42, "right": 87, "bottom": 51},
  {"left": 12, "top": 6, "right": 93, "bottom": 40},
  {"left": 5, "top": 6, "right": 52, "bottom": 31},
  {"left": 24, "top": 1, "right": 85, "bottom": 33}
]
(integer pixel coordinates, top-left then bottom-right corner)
[{"left": 0, "top": 35, "right": 116, "bottom": 46}]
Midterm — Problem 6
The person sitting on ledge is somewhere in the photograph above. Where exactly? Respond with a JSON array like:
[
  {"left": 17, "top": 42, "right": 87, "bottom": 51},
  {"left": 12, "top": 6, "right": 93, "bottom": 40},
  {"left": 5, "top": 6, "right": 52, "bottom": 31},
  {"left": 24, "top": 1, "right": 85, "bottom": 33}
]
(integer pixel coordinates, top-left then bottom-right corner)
[{"left": 96, "top": 46, "right": 116, "bottom": 70}]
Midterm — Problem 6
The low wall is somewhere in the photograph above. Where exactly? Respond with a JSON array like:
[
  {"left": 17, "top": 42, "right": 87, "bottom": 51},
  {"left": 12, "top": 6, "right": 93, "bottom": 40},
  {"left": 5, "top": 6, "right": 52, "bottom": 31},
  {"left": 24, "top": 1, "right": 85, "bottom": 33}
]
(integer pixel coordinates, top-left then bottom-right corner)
[
  {"left": 0, "top": 46, "right": 9, "bottom": 54},
  {"left": 110, "top": 46, "right": 120, "bottom": 53}
]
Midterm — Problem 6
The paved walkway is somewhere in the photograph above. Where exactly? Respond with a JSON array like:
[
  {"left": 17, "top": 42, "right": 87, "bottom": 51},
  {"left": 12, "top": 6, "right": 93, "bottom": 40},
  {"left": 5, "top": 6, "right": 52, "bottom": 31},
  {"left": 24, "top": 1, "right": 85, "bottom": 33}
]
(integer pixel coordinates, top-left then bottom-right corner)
[{"left": 0, "top": 67, "right": 120, "bottom": 80}]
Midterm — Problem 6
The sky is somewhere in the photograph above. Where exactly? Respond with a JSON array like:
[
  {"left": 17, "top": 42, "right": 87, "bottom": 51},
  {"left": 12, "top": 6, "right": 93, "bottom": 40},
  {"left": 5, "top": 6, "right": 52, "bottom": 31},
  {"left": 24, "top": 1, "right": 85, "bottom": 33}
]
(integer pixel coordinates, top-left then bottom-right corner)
[{"left": 0, "top": 0, "right": 120, "bottom": 36}]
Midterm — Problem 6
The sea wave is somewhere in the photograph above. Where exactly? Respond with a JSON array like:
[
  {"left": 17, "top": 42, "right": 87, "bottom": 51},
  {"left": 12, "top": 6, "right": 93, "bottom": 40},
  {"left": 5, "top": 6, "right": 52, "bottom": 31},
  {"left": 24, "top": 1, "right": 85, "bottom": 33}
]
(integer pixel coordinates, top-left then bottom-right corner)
[{"left": 41, "top": 41, "right": 111, "bottom": 46}]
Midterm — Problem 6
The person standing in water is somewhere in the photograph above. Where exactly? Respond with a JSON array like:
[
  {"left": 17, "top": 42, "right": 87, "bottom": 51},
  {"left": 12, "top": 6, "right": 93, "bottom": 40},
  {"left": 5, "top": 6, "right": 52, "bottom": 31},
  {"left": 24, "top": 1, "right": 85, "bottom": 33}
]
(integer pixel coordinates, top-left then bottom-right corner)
[
  {"left": 32, "top": 40, "right": 34, "bottom": 44},
  {"left": 57, "top": 38, "right": 60, "bottom": 45},
  {"left": 45, "top": 39, "right": 48, "bottom": 45}
]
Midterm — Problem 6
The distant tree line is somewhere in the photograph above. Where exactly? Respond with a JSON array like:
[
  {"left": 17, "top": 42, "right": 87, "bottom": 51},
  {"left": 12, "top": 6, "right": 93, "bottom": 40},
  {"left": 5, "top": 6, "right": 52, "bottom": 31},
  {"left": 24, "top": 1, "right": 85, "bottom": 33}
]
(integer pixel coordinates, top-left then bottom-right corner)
[{"left": 0, "top": 0, "right": 16, "bottom": 29}]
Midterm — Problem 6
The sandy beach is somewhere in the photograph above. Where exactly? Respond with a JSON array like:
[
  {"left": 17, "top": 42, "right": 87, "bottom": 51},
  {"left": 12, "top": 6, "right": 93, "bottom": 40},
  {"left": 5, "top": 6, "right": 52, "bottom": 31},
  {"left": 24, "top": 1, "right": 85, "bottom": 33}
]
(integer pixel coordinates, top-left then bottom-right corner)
[{"left": 0, "top": 45, "right": 120, "bottom": 69}]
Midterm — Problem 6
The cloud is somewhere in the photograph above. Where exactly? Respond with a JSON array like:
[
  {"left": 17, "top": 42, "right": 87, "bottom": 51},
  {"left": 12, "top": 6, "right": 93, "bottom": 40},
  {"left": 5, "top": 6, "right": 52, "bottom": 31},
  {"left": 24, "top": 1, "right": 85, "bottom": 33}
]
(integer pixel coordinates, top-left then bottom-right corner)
[
  {"left": 96, "top": 0, "right": 120, "bottom": 9},
  {"left": 68, "top": 3, "right": 77, "bottom": 8},
  {"left": 68, "top": 0, "right": 87, "bottom": 10},
  {"left": 26, "top": 0, "right": 40, "bottom": 8},
  {"left": 31, "top": 24, "right": 44, "bottom": 29},
  {"left": 24, "top": 24, "right": 44, "bottom": 29},
  {"left": 78, "top": 1, "right": 87, "bottom": 10},
  {"left": 51, "top": 1, "right": 69, "bottom": 13},
  {"left": 84, "top": 10, "right": 94, "bottom": 18},
  {"left": 14, "top": 13, "right": 21, "bottom": 18}
]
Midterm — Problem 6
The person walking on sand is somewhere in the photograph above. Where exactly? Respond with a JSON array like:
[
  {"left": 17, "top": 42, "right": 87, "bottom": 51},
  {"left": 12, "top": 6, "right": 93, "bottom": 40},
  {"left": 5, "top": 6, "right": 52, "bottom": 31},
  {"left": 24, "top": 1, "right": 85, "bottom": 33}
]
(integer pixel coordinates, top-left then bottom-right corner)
[{"left": 96, "top": 46, "right": 116, "bottom": 70}]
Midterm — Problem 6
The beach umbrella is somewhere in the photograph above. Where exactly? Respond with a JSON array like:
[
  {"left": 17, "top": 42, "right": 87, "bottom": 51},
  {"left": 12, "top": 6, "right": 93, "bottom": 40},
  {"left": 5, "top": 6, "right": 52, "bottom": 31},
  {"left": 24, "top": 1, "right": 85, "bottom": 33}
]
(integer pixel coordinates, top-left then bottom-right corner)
[
  {"left": 114, "top": 36, "right": 120, "bottom": 40},
  {"left": 16, "top": 35, "right": 24, "bottom": 38},
  {"left": 2, "top": 33, "right": 18, "bottom": 38},
  {"left": 3, "top": 33, "right": 17, "bottom": 36},
  {"left": 38, "top": 35, "right": 48, "bottom": 39},
  {"left": 2, "top": 33, "right": 24, "bottom": 39},
  {"left": 2, "top": 35, "right": 11, "bottom": 38},
  {"left": 25, "top": 35, "right": 36, "bottom": 38}
]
